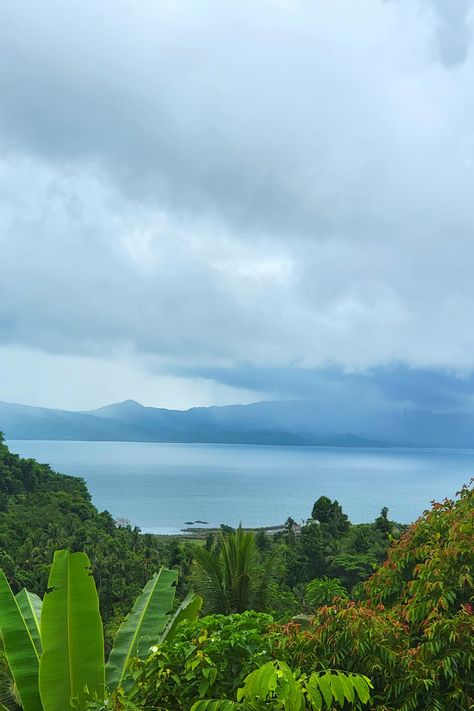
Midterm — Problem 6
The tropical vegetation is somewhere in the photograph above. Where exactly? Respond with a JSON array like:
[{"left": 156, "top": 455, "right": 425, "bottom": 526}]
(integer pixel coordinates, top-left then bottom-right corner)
[
  {"left": 192, "top": 526, "right": 278, "bottom": 614},
  {"left": 0, "top": 549, "right": 201, "bottom": 710}
]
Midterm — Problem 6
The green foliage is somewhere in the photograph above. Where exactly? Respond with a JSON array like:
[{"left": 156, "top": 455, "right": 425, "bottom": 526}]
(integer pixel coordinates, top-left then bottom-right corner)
[
  {"left": 374, "top": 507, "right": 392, "bottom": 536},
  {"left": 14, "top": 591, "right": 42, "bottom": 657},
  {"left": 39, "top": 551, "right": 105, "bottom": 711},
  {"left": 365, "top": 484, "right": 474, "bottom": 619},
  {"left": 0, "top": 437, "right": 199, "bottom": 631},
  {"left": 127, "top": 611, "right": 274, "bottom": 710},
  {"left": 0, "top": 550, "right": 201, "bottom": 711},
  {"left": 106, "top": 568, "right": 175, "bottom": 691},
  {"left": 274, "top": 500, "right": 396, "bottom": 592},
  {"left": 124, "top": 612, "right": 373, "bottom": 711},
  {"left": 0, "top": 572, "right": 41, "bottom": 711},
  {"left": 327, "top": 554, "right": 374, "bottom": 589},
  {"left": 305, "top": 577, "right": 348, "bottom": 608},
  {"left": 311, "top": 497, "right": 349, "bottom": 537},
  {"left": 274, "top": 485, "right": 474, "bottom": 709},
  {"left": 0, "top": 649, "right": 23, "bottom": 710},
  {"left": 193, "top": 527, "right": 278, "bottom": 614},
  {"left": 106, "top": 569, "right": 202, "bottom": 691},
  {"left": 191, "top": 659, "right": 372, "bottom": 710}
]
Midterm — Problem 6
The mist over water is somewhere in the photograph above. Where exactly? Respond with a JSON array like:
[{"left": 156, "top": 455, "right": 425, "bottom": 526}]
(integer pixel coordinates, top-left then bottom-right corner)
[{"left": 8, "top": 440, "right": 473, "bottom": 534}]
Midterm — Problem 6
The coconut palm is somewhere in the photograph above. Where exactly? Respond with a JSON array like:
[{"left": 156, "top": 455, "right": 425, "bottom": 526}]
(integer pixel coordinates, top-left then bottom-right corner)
[{"left": 192, "top": 526, "right": 278, "bottom": 614}]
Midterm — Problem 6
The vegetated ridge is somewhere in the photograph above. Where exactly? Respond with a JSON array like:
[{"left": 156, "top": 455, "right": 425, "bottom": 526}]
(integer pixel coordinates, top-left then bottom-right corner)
[{"left": 4, "top": 396, "right": 467, "bottom": 447}]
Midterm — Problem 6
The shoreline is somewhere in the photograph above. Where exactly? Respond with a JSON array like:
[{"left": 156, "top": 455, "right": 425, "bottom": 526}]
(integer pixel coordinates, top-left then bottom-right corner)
[{"left": 148, "top": 523, "right": 293, "bottom": 539}]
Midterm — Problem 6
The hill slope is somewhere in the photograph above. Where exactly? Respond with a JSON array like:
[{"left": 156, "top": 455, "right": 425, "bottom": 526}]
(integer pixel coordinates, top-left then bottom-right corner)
[
  {"left": 0, "top": 399, "right": 389, "bottom": 447},
  {"left": 3, "top": 396, "right": 474, "bottom": 447}
]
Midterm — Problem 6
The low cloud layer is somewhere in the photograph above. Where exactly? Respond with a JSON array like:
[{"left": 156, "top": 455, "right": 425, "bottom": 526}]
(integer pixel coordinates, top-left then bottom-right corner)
[{"left": 1, "top": 0, "right": 474, "bottom": 408}]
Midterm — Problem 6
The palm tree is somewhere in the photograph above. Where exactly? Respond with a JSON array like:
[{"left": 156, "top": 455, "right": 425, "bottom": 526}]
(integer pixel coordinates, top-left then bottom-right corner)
[{"left": 192, "top": 526, "right": 278, "bottom": 614}]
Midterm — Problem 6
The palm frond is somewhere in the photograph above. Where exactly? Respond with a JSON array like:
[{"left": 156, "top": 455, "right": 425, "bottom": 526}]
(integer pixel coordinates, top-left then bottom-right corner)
[{"left": 193, "top": 547, "right": 228, "bottom": 614}]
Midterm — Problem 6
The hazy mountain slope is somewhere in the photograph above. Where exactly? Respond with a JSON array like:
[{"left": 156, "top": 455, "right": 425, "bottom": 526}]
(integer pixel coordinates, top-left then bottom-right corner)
[
  {"left": 0, "top": 399, "right": 388, "bottom": 447},
  {"left": 1, "top": 397, "right": 473, "bottom": 447}
]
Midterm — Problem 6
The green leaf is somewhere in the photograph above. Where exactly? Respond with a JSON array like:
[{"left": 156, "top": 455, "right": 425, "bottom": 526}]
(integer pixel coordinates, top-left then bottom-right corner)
[
  {"left": 199, "top": 679, "right": 209, "bottom": 697},
  {"left": 193, "top": 547, "right": 229, "bottom": 614},
  {"left": 0, "top": 571, "right": 42, "bottom": 711},
  {"left": 15, "top": 589, "right": 43, "bottom": 655},
  {"left": 306, "top": 676, "right": 323, "bottom": 710},
  {"left": 317, "top": 673, "right": 333, "bottom": 708},
  {"left": 254, "top": 662, "right": 278, "bottom": 698},
  {"left": 352, "top": 675, "right": 372, "bottom": 705},
  {"left": 39, "top": 550, "right": 105, "bottom": 711},
  {"left": 190, "top": 701, "right": 238, "bottom": 711},
  {"left": 330, "top": 673, "right": 346, "bottom": 706},
  {"left": 157, "top": 591, "right": 203, "bottom": 644},
  {"left": 106, "top": 567, "right": 177, "bottom": 691},
  {"left": 243, "top": 661, "right": 277, "bottom": 700},
  {"left": 337, "top": 672, "right": 355, "bottom": 704}
]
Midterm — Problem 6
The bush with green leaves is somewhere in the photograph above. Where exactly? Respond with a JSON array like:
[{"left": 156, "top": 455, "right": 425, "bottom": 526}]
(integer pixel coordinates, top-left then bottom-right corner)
[
  {"left": 124, "top": 611, "right": 275, "bottom": 710},
  {"left": 114, "top": 611, "right": 374, "bottom": 711},
  {"left": 271, "top": 485, "right": 474, "bottom": 710},
  {"left": 191, "top": 659, "right": 372, "bottom": 710}
]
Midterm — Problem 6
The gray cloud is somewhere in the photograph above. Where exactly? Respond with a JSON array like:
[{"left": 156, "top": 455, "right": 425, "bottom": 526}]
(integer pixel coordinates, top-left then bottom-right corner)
[
  {"left": 1, "top": 0, "right": 474, "bottom": 407},
  {"left": 175, "top": 364, "right": 474, "bottom": 413},
  {"left": 428, "top": 0, "right": 473, "bottom": 66}
]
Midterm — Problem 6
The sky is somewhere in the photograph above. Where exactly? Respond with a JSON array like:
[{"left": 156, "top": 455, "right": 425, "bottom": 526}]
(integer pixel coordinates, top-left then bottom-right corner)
[{"left": 1, "top": 0, "right": 474, "bottom": 411}]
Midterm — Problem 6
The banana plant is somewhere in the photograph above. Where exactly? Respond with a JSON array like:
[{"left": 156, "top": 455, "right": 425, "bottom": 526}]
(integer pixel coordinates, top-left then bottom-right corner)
[
  {"left": 39, "top": 550, "right": 105, "bottom": 711},
  {"left": 15, "top": 590, "right": 42, "bottom": 656},
  {"left": 0, "top": 572, "right": 42, "bottom": 711},
  {"left": 0, "top": 550, "right": 202, "bottom": 710},
  {"left": 106, "top": 569, "right": 202, "bottom": 692}
]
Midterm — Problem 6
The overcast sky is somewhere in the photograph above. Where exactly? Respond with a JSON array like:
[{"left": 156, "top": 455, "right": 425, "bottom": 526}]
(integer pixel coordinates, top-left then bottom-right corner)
[{"left": 1, "top": 0, "right": 474, "bottom": 410}]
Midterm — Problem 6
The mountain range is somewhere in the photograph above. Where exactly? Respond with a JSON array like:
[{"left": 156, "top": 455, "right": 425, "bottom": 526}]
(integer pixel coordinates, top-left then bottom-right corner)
[{"left": 1, "top": 397, "right": 474, "bottom": 448}]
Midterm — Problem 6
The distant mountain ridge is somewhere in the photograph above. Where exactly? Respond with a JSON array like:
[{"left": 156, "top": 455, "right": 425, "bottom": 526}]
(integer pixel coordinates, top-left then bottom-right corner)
[
  {"left": 0, "top": 399, "right": 390, "bottom": 447},
  {"left": 1, "top": 397, "right": 473, "bottom": 448}
]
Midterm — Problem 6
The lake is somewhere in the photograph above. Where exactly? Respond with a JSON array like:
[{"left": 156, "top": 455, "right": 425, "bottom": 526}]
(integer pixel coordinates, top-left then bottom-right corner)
[{"left": 6, "top": 440, "right": 473, "bottom": 534}]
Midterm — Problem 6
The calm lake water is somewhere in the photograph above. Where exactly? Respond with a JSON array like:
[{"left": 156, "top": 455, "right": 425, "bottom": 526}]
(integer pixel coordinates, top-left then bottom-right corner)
[{"left": 7, "top": 440, "right": 474, "bottom": 534}]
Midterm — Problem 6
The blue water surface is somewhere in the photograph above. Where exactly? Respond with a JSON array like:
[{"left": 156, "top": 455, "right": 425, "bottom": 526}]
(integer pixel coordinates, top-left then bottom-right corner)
[{"left": 7, "top": 440, "right": 473, "bottom": 533}]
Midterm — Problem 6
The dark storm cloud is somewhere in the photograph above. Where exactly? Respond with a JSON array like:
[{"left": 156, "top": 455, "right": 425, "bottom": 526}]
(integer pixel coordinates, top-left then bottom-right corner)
[
  {"left": 171, "top": 365, "right": 474, "bottom": 412},
  {"left": 1, "top": 0, "right": 474, "bottom": 408}
]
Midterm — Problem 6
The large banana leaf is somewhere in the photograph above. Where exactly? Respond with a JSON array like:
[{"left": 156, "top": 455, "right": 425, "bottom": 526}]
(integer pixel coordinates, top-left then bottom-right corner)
[
  {"left": 15, "top": 590, "right": 42, "bottom": 655},
  {"left": 0, "top": 571, "right": 42, "bottom": 711},
  {"left": 158, "top": 591, "right": 202, "bottom": 644},
  {"left": 106, "top": 567, "right": 177, "bottom": 691},
  {"left": 39, "top": 550, "right": 105, "bottom": 711}
]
